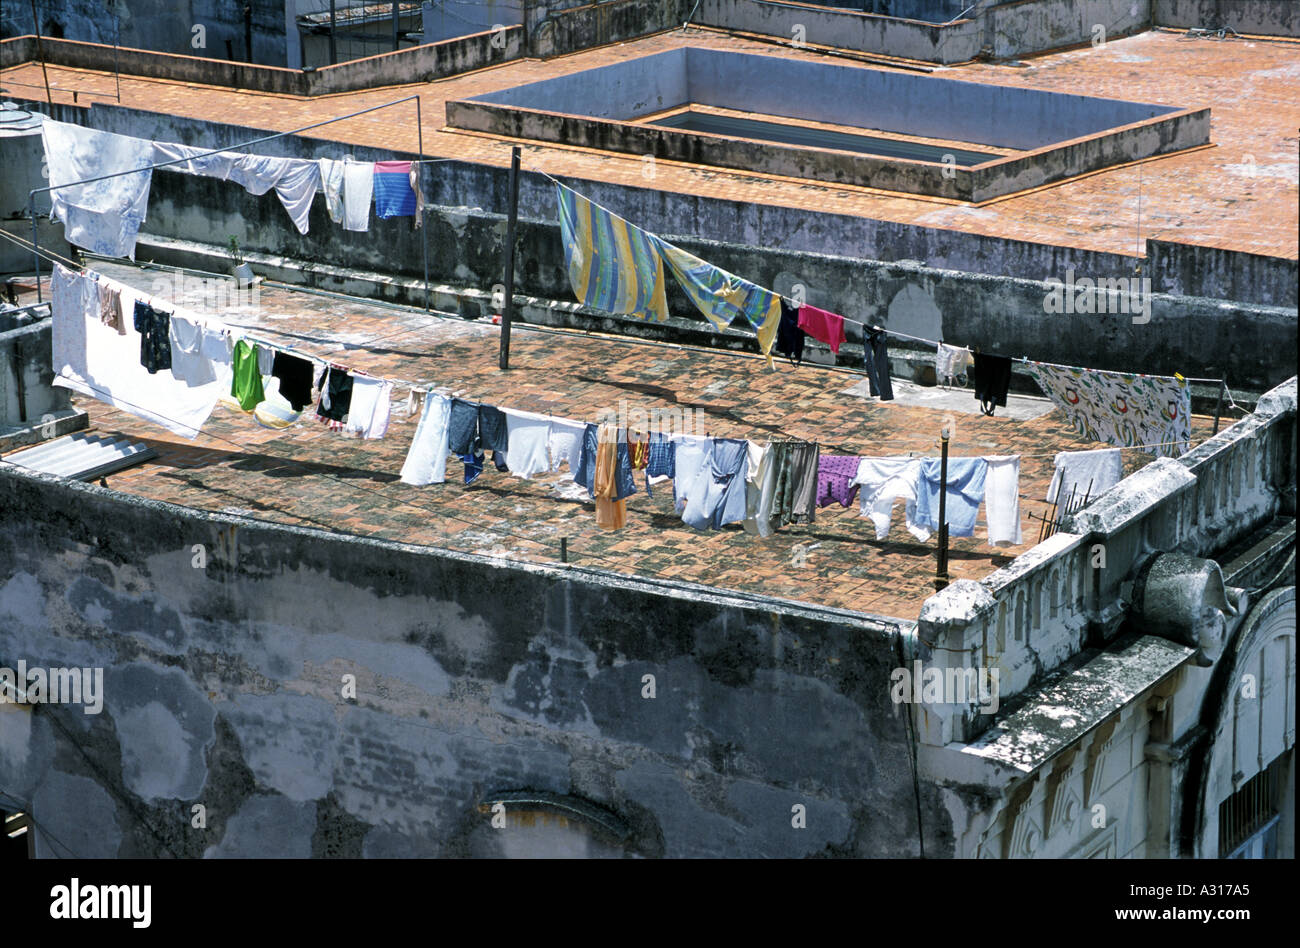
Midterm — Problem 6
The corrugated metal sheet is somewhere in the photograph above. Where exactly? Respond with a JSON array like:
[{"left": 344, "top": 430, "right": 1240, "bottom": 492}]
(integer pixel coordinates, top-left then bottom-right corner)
[{"left": 2, "top": 432, "right": 156, "bottom": 481}]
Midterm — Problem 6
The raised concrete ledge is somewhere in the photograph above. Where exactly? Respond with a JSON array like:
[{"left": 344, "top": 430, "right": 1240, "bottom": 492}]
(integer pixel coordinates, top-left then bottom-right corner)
[
  {"left": 0, "top": 29, "right": 523, "bottom": 96},
  {"left": 452, "top": 45, "right": 1202, "bottom": 199},
  {"left": 1064, "top": 457, "right": 1197, "bottom": 537},
  {"left": 0, "top": 459, "right": 910, "bottom": 636},
  {"left": 961, "top": 634, "right": 1194, "bottom": 774}
]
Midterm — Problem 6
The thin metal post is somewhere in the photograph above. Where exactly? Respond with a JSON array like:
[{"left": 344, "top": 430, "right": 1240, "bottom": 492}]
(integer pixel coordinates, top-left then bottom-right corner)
[
  {"left": 12, "top": 339, "right": 28, "bottom": 423},
  {"left": 1212, "top": 379, "right": 1226, "bottom": 435},
  {"left": 30, "top": 0, "right": 53, "bottom": 108},
  {"left": 329, "top": 0, "right": 338, "bottom": 65},
  {"left": 560, "top": 537, "right": 568, "bottom": 563},
  {"left": 935, "top": 432, "right": 950, "bottom": 591},
  {"left": 244, "top": 3, "right": 254, "bottom": 62},
  {"left": 30, "top": 193, "right": 41, "bottom": 305},
  {"left": 498, "top": 145, "right": 521, "bottom": 371},
  {"left": 113, "top": 3, "right": 121, "bottom": 102},
  {"left": 417, "top": 96, "right": 429, "bottom": 312},
  {"left": 392, "top": 1, "right": 400, "bottom": 51}
]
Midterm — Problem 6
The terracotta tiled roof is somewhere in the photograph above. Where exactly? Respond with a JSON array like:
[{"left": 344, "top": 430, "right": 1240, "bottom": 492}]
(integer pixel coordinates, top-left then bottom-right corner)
[{"left": 29, "top": 265, "right": 1218, "bottom": 620}]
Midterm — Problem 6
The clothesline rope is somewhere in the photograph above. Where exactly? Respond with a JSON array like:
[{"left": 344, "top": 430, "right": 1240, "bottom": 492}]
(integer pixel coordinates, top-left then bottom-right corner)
[
  {"left": 8, "top": 228, "right": 1220, "bottom": 462},
  {"left": 46, "top": 255, "right": 1210, "bottom": 462},
  {"left": 525, "top": 164, "right": 1226, "bottom": 391}
]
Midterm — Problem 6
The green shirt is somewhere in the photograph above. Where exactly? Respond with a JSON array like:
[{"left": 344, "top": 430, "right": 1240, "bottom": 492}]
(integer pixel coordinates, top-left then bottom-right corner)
[{"left": 231, "top": 339, "right": 265, "bottom": 412}]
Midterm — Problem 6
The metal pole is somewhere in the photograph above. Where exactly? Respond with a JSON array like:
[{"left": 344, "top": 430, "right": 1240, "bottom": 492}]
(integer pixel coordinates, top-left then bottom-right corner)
[
  {"left": 498, "top": 145, "right": 521, "bottom": 371},
  {"left": 329, "top": 0, "right": 338, "bottom": 65},
  {"left": 30, "top": 0, "right": 53, "bottom": 108},
  {"left": 934, "top": 432, "right": 950, "bottom": 591},
  {"left": 417, "top": 96, "right": 429, "bottom": 312},
  {"left": 113, "top": 2, "right": 121, "bottom": 102},
  {"left": 244, "top": 3, "right": 254, "bottom": 62},
  {"left": 392, "top": 1, "right": 400, "bottom": 51},
  {"left": 30, "top": 193, "right": 42, "bottom": 305},
  {"left": 12, "top": 339, "right": 28, "bottom": 423},
  {"left": 1212, "top": 379, "right": 1226, "bottom": 435}
]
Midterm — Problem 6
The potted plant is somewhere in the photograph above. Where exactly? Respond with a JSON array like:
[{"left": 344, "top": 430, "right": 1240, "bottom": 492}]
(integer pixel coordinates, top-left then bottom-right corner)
[{"left": 228, "top": 235, "right": 254, "bottom": 285}]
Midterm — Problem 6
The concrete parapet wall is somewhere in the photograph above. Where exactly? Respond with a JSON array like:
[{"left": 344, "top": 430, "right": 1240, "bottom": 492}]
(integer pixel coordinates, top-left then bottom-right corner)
[
  {"left": 0, "top": 28, "right": 522, "bottom": 97},
  {"left": 1153, "top": 0, "right": 1300, "bottom": 36},
  {"left": 0, "top": 462, "right": 924, "bottom": 858},
  {"left": 914, "top": 377, "right": 1296, "bottom": 745}
]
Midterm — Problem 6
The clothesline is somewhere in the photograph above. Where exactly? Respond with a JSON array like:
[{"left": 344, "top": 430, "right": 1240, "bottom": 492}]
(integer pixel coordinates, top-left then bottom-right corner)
[
  {"left": 55, "top": 257, "right": 1204, "bottom": 461},
  {"left": 8, "top": 225, "right": 1214, "bottom": 462},
  {"left": 528, "top": 164, "right": 1226, "bottom": 391}
]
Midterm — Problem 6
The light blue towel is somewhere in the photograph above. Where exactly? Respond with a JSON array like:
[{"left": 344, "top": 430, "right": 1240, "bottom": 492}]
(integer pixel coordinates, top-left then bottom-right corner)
[{"left": 914, "top": 457, "right": 988, "bottom": 538}]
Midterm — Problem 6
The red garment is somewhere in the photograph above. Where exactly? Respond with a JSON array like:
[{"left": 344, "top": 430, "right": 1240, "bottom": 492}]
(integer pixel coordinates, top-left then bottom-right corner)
[{"left": 797, "top": 304, "right": 846, "bottom": 354}]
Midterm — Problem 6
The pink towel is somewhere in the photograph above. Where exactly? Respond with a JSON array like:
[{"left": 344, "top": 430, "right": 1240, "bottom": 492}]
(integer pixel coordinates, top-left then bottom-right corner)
[{"left": 797, "top": 304, "right": 846, "bottom": 354}]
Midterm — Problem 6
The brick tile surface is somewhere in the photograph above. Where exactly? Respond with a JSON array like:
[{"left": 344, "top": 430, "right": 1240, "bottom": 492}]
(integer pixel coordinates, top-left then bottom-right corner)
[{"left": 19, "top": 264, "right": 1218, "bottom": 621}]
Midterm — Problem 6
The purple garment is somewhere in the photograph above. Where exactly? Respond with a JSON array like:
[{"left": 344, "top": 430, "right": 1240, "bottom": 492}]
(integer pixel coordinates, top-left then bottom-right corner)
[{"left": 816, "top": 454, "right": 861, "bottom": 508}]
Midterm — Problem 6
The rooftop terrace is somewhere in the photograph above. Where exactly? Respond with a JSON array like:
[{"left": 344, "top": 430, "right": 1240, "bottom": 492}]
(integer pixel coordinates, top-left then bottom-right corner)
[
  {"left": 2, "top": 28, "right": 1297, "bottom": 257},
  {"left": 7, "top": 262, "right": 1219, "bottom": 621}
]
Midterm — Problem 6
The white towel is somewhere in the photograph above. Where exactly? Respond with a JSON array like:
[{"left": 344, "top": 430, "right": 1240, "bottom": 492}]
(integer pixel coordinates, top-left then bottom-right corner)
[
  {"left": 346, "top": 376, "right": 393, "bottom": 439},
  {"left": 504, "top": 408, "right": 553, "bottom": 479},
  {"left": 341, "top": 158, "right": 374, "bottom": 232},
  {"left": 852, "top": 456, "right": 930, "bottom": 541},
  {"left": 318, "top": 157, "right": 346, "bottom": 223},
  {"left": 1047, "top": 447, "right": 1123, "bottom": 506},
  {"left": 983, "top": 455, "right": 1023, "bottom": 547},
  {"left": 400, "top": 392, "right": 451, "bottom": 485},
  {"left": 547, "top": 418, "right": 587, "bottom": 474}
]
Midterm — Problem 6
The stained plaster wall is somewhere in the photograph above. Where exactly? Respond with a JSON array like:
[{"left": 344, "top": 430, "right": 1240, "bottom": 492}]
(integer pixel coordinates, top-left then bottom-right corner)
[{"left": 0, "top": 465, "right": 932, "bottom": 858}]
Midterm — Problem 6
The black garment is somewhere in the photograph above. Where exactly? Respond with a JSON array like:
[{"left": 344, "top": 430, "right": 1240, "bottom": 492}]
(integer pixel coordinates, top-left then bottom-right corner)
[
  {"left": 477, "top": 404, "right": 509, "bottom": 455},
  {"left": 132, "top": 300, "right": 172, "bottom": 374},
  {"left": 972, "top": 353, "right": 1013, "bottom": 415},
  {"left": 863, "top": 327, "right": 894, "bottom": 401},
  {"left": 447, "top": 398, "right": 479, "bottom": 455},
  {"left": 448, "top": 400, "right": 509, "bottom": 474},
  {"left": 787, "top": 441, "right": 820, "bottom": 525},
  {"left": 774, "top": 300, "right": 806, "bottom": 365},
  {"left": 316, "top": 366, "right": 353, "bottom": 422},
  {"left": 271, "top": 351, "right": 314, "bottom": 411}
]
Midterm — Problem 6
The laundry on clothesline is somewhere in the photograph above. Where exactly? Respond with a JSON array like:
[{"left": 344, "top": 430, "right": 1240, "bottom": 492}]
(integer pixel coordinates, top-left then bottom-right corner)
[
  {"left": 1046, "top": 447, "right": 1124, "bottom": 505},
  {"left": 1029, "top": 362, "right": 1191, "bottom": 459},
  {"left": 41, "top": 119, "right": 154, "bottom": 260},
  {"left": 556, "top": 183, "right": 669, "bottom": 322},
  {"left": 936, "top": 343, "right": 974, "bottom": 386}
]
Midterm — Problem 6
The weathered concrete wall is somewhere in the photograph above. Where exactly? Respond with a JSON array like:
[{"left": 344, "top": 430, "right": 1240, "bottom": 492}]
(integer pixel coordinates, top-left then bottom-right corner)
[
  {"left": 1153, "top": 0, "right": 1300, "bottom": 36},
  {"left": 1, "top": 0, "right": 288, "bottom": 67},
  {"left": 471, "top": 48, "right": 691, "bottom": 117},
  {"left": 1147, "top": 239, "right": 1298, "bottom": 308},
  {"left": 14, "top": 101, "right": 1292, "bottom": 384},
  {"left": 0, "top": 314, "right": 73, "bottom": 433},
  {"left": 456, "top": 46, "right": 1201, "bottom": 198},
  {"left": 471, "top": 46, "right": 1180, "bottom": 149},
  {"left": 0, "top": 465, "right": 925, "bottom": 858},
  {"left": 982, "top": 0, "right": 1151, "bottom": 58},
  {"left": 450, "top": 98, "right": 1207, "bottom": 200},
  {"left": 420, "top": 0, "right": 525, "bottom": 43},
  {"left": 448, "top": 99, "right": 974, "bottom": 198},
  {"left": 693, "top": 0, "right": 984, "bottom": 64},
  {"left": 0, "top": 28, "right": 523, "bottom": 97},
  {"left": 527, "top": 0, "right": 691, "bottom": 58}
]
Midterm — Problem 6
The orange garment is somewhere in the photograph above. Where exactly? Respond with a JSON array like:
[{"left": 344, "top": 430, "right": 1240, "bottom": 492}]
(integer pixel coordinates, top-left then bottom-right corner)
[
  {"left": 594, "top": 423, "right": 627, "bottom": 530},
  {"left": 629, "top": 433, "right": 650, "bottom": 470}
]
